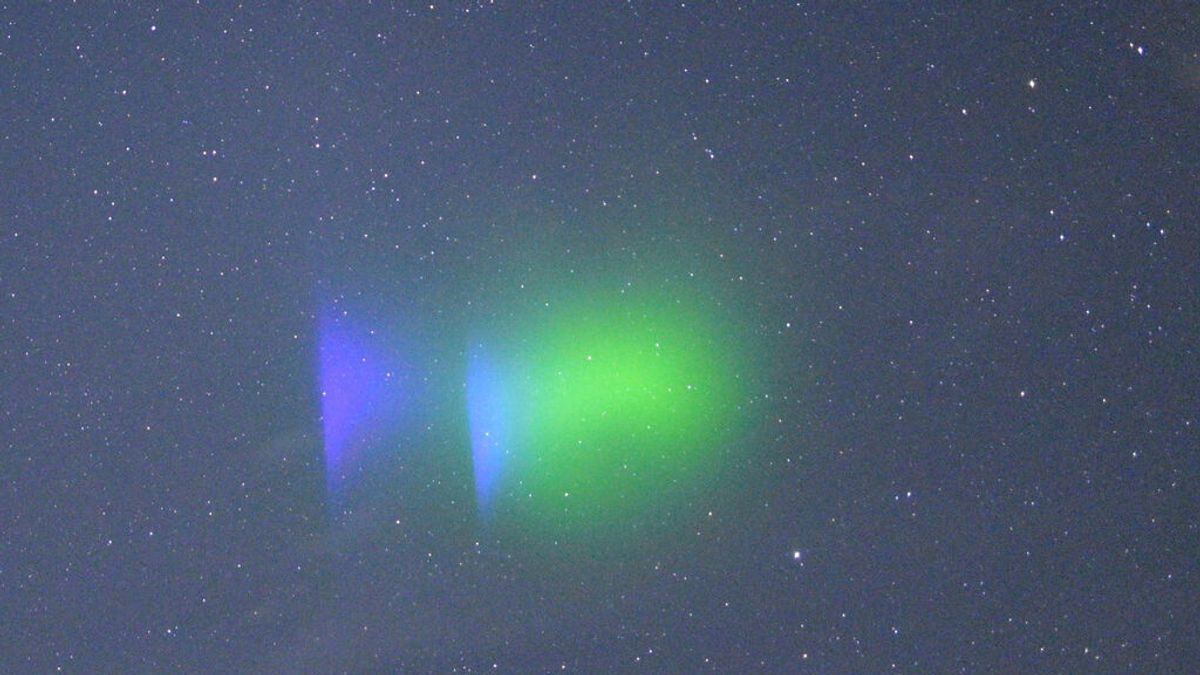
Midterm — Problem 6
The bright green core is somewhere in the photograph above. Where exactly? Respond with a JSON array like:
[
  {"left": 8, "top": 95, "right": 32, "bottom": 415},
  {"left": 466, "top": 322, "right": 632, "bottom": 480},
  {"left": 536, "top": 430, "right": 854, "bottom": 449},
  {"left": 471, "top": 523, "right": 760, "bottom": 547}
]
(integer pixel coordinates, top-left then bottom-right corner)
[{"left": 470, "top": 290, "right": 745, "bottom": 538}]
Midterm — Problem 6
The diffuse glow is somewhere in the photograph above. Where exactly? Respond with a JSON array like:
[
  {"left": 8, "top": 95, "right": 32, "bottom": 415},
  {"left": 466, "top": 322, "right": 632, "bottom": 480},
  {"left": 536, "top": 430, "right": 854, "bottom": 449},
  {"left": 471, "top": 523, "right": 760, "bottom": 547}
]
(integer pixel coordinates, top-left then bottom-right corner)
[
  {"left": 318, "top": 313, "right": 409, "bottom": 498},
  {"left": 468, "top": 289, "right": 746, "bottom": 535},
  {"left": 466, "top": 344, "right": 511, "bottom": 515}
]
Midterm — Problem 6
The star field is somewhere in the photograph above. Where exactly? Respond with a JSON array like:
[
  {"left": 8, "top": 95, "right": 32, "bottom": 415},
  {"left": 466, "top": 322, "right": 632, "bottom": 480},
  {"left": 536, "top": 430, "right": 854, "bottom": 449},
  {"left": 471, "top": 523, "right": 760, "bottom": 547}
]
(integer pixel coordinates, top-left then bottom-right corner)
[{"left": 1, "top": 3, "right": 1198, "bottom": 672}]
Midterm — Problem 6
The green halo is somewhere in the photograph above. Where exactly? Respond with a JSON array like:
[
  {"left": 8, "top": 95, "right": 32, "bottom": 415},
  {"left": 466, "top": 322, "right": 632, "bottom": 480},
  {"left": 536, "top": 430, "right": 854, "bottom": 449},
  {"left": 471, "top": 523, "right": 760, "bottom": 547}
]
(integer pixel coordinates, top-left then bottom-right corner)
[{"left": 469, "top": 282, "right": 751, "bottom": 542}]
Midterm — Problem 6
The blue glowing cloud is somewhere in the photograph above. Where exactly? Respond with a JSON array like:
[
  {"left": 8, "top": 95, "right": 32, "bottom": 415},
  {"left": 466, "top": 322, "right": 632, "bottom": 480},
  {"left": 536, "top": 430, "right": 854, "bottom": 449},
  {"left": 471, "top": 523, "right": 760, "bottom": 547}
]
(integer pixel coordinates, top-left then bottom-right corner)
[
  {"left": 318, "top": 313, "right": 408, "bottom": 497},
  {"left": 466, "top": 344, "right": 510, "bottom": 515}
]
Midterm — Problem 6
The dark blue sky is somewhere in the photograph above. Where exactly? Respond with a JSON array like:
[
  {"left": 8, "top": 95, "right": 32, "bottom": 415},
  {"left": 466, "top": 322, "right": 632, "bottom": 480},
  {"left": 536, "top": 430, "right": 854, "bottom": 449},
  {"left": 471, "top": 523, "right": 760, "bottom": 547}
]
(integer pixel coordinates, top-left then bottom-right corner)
[{"left": 2, "top": 2, "right": 1197, "bottom": 672}]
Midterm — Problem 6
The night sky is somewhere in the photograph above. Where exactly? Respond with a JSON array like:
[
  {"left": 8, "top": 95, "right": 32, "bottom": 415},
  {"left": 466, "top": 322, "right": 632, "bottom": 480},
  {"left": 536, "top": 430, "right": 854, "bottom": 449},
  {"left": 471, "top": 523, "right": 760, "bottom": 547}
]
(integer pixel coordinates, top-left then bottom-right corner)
[{"left": 2, "top": 3, "right": 1198, "bottom": 672}]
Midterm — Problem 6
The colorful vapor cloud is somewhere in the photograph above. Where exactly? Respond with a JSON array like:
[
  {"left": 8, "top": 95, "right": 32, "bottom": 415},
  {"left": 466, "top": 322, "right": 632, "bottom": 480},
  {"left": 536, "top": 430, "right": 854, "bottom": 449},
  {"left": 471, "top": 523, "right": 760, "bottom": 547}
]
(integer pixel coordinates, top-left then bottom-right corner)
[
  {"left": 317, "top": 311, "right": 412, "bottom": 500},
  {"left": 466, "top": 288, "right": 748, "bottom": 538},
  {"left": 318, "top": 272, "right": 753, "bottom": 540}
]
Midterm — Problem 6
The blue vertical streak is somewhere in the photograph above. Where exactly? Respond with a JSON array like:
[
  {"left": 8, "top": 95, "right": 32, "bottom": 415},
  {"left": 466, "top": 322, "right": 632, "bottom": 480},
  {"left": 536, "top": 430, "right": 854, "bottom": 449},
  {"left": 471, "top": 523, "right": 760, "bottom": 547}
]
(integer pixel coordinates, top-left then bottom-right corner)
[
  {"left": 319, "top": 314, "right": 399, "bottom": 498},
  {"left": 467, "top": 345, "right": 508, "bottom": 516}
]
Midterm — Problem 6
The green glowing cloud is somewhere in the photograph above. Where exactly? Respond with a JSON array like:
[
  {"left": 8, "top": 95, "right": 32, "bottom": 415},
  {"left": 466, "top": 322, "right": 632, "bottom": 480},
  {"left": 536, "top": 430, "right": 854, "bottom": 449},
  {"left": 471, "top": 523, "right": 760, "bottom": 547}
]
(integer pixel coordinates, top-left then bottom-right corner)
[{"left": 470, "top": 285, "right": 750, "bottom": 540}]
